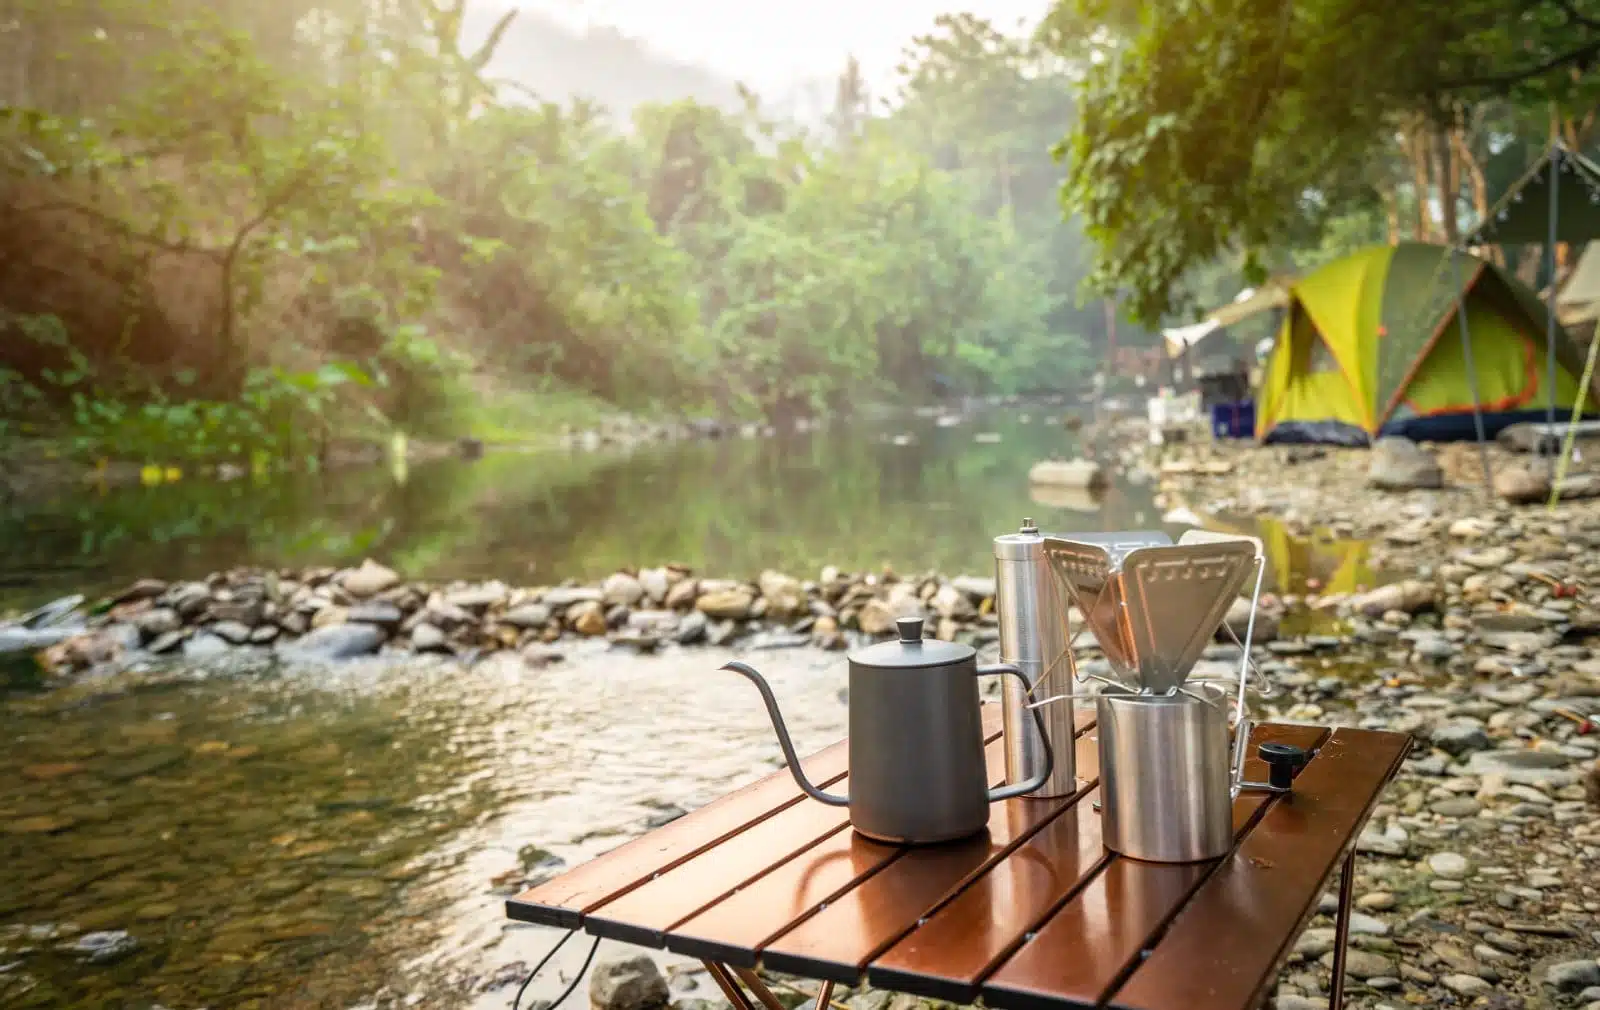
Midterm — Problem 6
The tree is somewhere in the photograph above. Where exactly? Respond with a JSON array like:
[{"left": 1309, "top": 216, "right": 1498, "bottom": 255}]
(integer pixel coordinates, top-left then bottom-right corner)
[{"left": 1038, "top": 0, "right": 1600, "bottom": 324}]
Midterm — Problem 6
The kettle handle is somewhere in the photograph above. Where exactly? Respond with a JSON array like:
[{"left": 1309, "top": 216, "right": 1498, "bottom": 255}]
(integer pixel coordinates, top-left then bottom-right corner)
[{"left": 976, "top": 662, "right": 1055, "bottom": 801}]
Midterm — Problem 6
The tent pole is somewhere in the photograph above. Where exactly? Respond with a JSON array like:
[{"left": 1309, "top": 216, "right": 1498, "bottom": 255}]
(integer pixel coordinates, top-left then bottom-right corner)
[
  {"left": 1451, "top": 247, "right": 1494, "bottom": 499},
  {"left": 1544, "top": 146, "right": 1561, "bottom": 479},
  {"left": 1547, "top": 328, "right": 1600, "bottom": 509}
]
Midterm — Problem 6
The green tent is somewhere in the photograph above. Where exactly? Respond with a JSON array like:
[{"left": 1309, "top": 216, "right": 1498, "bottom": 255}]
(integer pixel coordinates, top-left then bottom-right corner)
[
  {"left": 1257, "top": 242, "right": 1595, "bottom": 445},
  {"left": 1465, "top": 143, "right": 1600, "bottom": 246}
]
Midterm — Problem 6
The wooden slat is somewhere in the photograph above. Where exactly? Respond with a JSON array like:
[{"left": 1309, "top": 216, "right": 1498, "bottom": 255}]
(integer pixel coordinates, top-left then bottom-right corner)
[
  {"left": 661, "top": 740, "right": 1010, "bottom": 965},
  {"left": 1104, "top": 727, "right": 1411, "bottom": 1010},
  {"left": 867, "top": 786, "right": 1108, "bottom": 1003},
  {"left": 981, "top": 723, "right": 1331, "bottom": 1010},
  {"left": 759, "top": 730, "right": 1100, "bottom": 984},
  {"left": 582, "top": 715, "right": 1007, "bottom": 947},
  {"left": 506, "top": 703, "right": 1000, "bottom": 928}
]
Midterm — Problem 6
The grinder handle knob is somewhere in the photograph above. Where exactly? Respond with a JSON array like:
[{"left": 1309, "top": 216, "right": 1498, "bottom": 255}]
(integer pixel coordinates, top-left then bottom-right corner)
[{"left": 1258, "top": 742, "right": 1309, "bottom": 791}]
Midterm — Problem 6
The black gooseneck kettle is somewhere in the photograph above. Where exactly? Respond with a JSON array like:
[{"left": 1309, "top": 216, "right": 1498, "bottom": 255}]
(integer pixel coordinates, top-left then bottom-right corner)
[{"left": 722, "top": 616, "right": 1054, "bottom": 845}]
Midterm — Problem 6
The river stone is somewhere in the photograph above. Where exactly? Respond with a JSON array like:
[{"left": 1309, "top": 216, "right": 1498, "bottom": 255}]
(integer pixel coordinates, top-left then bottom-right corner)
[
  {"left": 347, "top": 603, "right": 403, "bottom": 628},
  {"left": 951, "top": 575, "right": 996, "bottom": 600},
  {"left": 114, "top": 578, "right": 168, "bottom": 604},
  {"left": 1428, "top": 852, "right": 1470, "bottom": 879},
  {"left": 664, "top": 579, "right": 700, "bottom": 610},
  {"left": 411, "top": 623, "right": 448, "bottom": 652},
  {"left": 446, "top": 583, "right": 508, "bottom": 611},
  {"left": 1548, "top": 961, "right": 1600, "bottom": 992},
  {"left": 1496, "top": 463, "right": 1551, "bottom": 503},
  {"left": 696, "top": 590, "right": 754, "bottom": 620},
  {"left": 166, "top": 582, "right": 212, "bottom": 618},
  {"left": 132, "top": 607, "right": 181, "bottom": 640},
  {"left": 1367, "top": 437, "right": 1443, "bottom": 490},
  {"left": 501, "top": 604, "right": 553, "bottom": 629},
  {"left": 1442, "top": 974, "right": 1493, "bottom": 996},
  {"left": 340, "top": 560, "right": 399, "bottom": 597},
  {"left": 543, "top": 587, "right": 605, "bottom": 608},
  {"left": 1336, "top": 950, "right": 1394, "bottom": 980},
  {"left": 639, "top": 568, "right": 671, "bottom": 604},
  {"left": 1350, "top": 580, "right": 1436, "bottom": 617},
  {"left": 0, "top": 626, "right": 76, "bottom": 655},
  {"left": 72, "top": 930, "right": 139, "bottom": 964},
  {"left": 589, "top": 953, "right": 669, "bottom": 1010},
  {"left": 147, "top": 630, "right": 187, "bottom": 654},
  {"left": 1431, "top": 721, "right": 1492, "bottom": 757},
  {"left": 209, "top": 600, "right": 263, "bottom": 626},
  {"left": 602, "top": 572, "right": 646, "bottom": 607},
  {"left": 931, "top": 583, "right": 976, "bottom": 620},
  {"left": 210, "top": 621, "right": 252, "bottom": 645},
  {"left": 183, "top": 633, "right": 231, "bottom": 659},
  {"left": 279, "top": 623, "right": 384, "bottom": 661},
  {"left": 758, "top": 570, "right": 806, "bottom": 617},
  {"left": 1469, "top": 748, "right": 1580, "bottom": 786},
  {"left": 674, "top": 611, "right": 708, "bottom": 644},
  {"left": 568, "top": 601, "right": 608, "bottom": 636}
]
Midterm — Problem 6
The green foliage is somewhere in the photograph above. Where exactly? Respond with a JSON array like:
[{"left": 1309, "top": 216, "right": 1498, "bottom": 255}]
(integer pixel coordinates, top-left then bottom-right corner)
[
  {"left": 1039, "top": 0, "right": 1600, "bottom": 324},
  {"left": 1, "top": 0, "right": 1117, "bottom": 456}
]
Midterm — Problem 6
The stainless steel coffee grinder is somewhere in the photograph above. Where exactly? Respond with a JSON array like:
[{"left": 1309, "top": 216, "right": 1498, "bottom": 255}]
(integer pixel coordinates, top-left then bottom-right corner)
[
  {"left": 993, "top": 518, "right": 1080, "bottom": 798},
  {"left": 1041, "top": 529, "right": 1306, "bottom": 863}
]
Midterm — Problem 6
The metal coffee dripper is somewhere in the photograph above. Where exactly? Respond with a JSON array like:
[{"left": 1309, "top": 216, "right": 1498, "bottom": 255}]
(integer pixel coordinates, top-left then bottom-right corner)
[{"left": 1040, "top": 530, "right": 1302, "bottom": 863}]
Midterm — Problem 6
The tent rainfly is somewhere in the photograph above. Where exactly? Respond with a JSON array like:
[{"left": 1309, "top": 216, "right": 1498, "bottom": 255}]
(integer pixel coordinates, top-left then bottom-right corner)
[{"left": 1256, "top": 242, "right": 1595, "bottom": 445}]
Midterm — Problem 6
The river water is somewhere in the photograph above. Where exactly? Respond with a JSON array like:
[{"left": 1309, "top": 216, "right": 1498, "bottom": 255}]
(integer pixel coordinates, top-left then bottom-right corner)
[{"left": 0, "top": 409, "right": 1376, "bottom": 1008}]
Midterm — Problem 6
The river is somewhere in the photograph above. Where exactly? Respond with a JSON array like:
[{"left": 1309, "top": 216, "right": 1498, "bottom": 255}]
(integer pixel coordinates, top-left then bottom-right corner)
[{"left": 0, "top": 408, "right": 1376, "bottom": 1009}]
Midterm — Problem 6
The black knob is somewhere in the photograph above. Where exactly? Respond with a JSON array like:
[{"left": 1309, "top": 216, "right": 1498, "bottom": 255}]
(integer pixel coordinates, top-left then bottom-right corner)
[{"left": 1259, "top": 742, "right": 1309, "bottom": 790}]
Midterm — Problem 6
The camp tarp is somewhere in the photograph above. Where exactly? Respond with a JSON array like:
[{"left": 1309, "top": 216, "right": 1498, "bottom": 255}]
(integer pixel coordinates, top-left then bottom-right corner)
[
  {"left": 1162, "top": 319, "right": 1221, "bottom": 352},
  {"left": 1256, "top": 242, "right": 1596, "bottom": 445},
  {"left": 1206, "top": 281, "right": 1292, "bottom": 328},
  {"left": 1558, "top": 243, "right": 1600, "bottom": 324},
  {"left": 1464, "top": 143, "right": 1600, "bottom": 246}
]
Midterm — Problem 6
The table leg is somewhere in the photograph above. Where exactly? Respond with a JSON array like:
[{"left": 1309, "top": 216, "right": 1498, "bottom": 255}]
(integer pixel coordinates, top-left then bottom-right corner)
[
  {"left": 1327, "top": 845, "right": 1358, "bottom": 1010},
  {"left": 732, "top": 966, "right": 790, "bottom": 1010},
  {"left": 815, "top": 980, "right": 834, "bottom": 1010},
  {"left": 703, "top": 962, "right": 756, "bottom": 1010}
]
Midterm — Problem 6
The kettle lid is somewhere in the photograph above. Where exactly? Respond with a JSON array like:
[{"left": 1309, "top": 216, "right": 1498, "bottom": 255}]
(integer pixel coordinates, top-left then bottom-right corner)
[{"left": 848, "top": 616, "right": 974, "bottom": 669}]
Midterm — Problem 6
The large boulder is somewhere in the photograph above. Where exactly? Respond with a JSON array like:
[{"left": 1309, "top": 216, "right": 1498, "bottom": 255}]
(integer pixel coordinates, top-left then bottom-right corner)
[
  {"left": 588, "top": 954, "right": 669, "bottom": 1010},
  {"left": 1367, "top": 437, "right": 1443, "bottom": 490}
]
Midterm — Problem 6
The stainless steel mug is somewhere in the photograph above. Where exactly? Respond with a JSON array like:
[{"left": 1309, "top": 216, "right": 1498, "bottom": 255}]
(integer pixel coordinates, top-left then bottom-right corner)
[{"left": 1095, "top": 683, "right": 1233, "bottom": 863}]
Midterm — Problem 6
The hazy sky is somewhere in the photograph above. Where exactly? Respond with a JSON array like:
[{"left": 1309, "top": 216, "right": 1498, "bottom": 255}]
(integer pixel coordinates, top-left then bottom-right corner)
[{"left": 519, "top": 1, "right": 1051, "bottom": 92}]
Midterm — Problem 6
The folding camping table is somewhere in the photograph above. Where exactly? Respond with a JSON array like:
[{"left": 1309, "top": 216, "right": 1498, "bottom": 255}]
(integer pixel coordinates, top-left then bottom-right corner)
[{"left": 507, "top": 705, "right": 1410, "bottom": 1010}]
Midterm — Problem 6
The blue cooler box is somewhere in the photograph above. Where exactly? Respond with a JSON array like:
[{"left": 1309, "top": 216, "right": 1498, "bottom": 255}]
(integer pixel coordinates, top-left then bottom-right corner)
[{"left": 1211, "top": 400, "right": 1255, "bottom": 439}]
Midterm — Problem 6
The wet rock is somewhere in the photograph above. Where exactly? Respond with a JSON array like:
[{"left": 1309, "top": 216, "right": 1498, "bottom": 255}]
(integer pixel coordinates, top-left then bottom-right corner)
[
  {"left": 279, "top": 623, "right": 384, "bottom": 661},
  {"left": 209, "top": 600, "right": 263, "bottom": 625},
  {"left": 165, "top": 582, "right": 212, "bottom": 618},
  {"left": 589, "top": 953, "right": 670, "bottom": 1010},
  {"left": 71, "top": 930, "right": 139, "bottom": 965},
  {"left": 248, "top": 625, "right": 278, "bottom": 644},
  {"left": 0, "top": 626, "right": 76, "bottom": 655},
  {"left": 1368, "top": 437, "right": 1443, "bottom": 490},
  {"left": 147, "top": 630, "right": 188, "bottom": 654},
  {"left": 602, "top": 573, "right": 646, "bottom": 608},
  {"left": 340, "top": 560, "right": 400, "bottom": 598},
  {"left": 696, "top": 590, "right": 754, "bottom": 620}
]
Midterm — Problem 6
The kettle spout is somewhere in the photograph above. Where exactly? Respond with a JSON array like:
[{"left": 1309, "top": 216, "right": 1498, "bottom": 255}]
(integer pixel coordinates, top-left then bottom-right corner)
[{"left": 720, "top": 661, "right": 849, "bottom": 807}]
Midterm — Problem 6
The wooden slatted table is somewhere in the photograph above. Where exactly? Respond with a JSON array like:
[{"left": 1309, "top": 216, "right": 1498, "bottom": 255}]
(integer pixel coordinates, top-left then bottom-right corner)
[{"left": 508, "top": 704, "right": 1410, "bottom": 1010}]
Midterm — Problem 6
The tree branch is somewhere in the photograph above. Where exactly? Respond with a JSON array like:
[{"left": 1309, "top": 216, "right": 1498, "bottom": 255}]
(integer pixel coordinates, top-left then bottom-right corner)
[{"left": 1439, "top": 37, "right": 1600, "bottom": 91}]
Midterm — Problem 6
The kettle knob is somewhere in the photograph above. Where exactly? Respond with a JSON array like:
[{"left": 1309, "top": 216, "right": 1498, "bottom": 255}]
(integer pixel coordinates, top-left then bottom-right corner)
[{"left": 896, "top": 616, "right": 925, "bottom": 642}]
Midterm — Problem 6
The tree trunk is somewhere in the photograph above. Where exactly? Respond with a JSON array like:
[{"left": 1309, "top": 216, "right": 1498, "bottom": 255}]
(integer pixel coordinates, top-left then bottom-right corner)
[
  {"left": 1380, "top": 181, "right": 1400, "bottom": 245},
  {"left": 1433, "top": 120, "right": 1459, "bottom": 244},
  {"left": 1404, "top": 123, "right": 1434, "bottom": 241}
]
